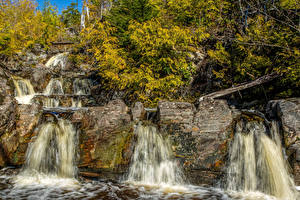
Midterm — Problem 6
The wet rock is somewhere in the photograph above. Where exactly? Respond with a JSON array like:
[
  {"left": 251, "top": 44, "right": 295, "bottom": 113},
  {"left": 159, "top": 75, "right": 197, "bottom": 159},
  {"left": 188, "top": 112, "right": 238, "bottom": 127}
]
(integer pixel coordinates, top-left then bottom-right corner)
[
  {"left": 191, "top": 99, "right": 233, "bottom": 171},
  {"left": 158, "top": 100, "right": 233, "bottom": 185},
  {"left": 15, "top": 103, "right": 41, "bottom": 137},
  {"left": 30, "top": 64, "right": 52, "bottom": 92},
  {"left": 131, "top": 102, "right": 145, "bottom": 121},
  {"left": 267, "top": 98, "right": 300, "bottom": 146},
  {"left": 91, "top": 85, "right": 126, "bottom": 106},
  {"left": 158, "top": 101, "right": 195, "bottom": 132},
  {"left": 24, "top": 52, "right": 47, "bottom": 65},
  {"left": 0, "top": 103, "right": 41, "bottom": 165},
  {"left": 72, "top": 99, "right": 133, "bottom": 173},
  {"left": 195, "top": 99, "right": 233, "bottom": 135},
  {"left": 0, "top": 69, "right": 13, "bottom": 104},
  {"left": 0, "top": 99, "right": 17, "bottom": 137},
  {"left": 0, "top": 72, "right": 16, "bottom": 138}
]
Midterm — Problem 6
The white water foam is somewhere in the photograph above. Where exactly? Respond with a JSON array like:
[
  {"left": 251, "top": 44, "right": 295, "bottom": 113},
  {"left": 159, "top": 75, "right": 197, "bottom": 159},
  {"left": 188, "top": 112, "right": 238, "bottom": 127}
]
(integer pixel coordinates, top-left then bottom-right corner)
[
  {"left": 13, "top": 78, "right": 35, "bottom": 104},
  {"left": 127, "top": 124, "right": 183, "bottom": 186},
  {"left": 226, "top": 120, "right": 298, "bottom": 200}
]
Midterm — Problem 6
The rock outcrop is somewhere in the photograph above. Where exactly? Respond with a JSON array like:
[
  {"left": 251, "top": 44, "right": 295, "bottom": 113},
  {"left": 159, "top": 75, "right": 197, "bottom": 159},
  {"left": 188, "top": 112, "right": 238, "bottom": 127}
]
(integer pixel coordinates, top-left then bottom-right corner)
[
  {"left": 0, "top": 103, "right": 41, "bottom": 165},
  {"left": 158, "top": 100, "right": 233, "bottom": 185},
  {"left": 72, "top": 99, "right": 133, "bottom": 175},
  {"left": 131, "top": 102, "right": 145, "bottom": 121},
  {"left": 267, "top": 98, "right": 300, "bottom": 146},
  {"left": 0, "top": 69, "right": 16, "bottom": 167}
]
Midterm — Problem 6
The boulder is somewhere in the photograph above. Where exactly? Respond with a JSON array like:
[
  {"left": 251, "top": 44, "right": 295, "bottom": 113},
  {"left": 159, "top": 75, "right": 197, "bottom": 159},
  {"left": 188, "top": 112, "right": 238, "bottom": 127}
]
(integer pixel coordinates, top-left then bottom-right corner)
[
  {"left": 30, "top": 64, "right": 52, "bottom": 92},
  {"left": 158, "top": 101, "right": 195, "bottom": 132},
  {"left": 72, "top": 99, "right": 133, "bottom": 173},
  {"left": 0, "top": 103, "right": 41, "bottom": 165},
  {"left": 131, "top": 102, "right": 145, "bottom": 121},
  {"left": 158, "top": 99, "right": 234, "bottom": 185},
  {"left": 267, "top": 98, "right": 300, "bottom": 146}
]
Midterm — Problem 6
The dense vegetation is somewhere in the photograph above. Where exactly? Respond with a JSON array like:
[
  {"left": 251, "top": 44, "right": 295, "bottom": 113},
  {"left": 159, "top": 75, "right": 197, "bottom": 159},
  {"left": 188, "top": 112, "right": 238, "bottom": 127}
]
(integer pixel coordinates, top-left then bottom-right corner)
[{"left": 0, "top": 0, "right": 299, "bottom": 105}]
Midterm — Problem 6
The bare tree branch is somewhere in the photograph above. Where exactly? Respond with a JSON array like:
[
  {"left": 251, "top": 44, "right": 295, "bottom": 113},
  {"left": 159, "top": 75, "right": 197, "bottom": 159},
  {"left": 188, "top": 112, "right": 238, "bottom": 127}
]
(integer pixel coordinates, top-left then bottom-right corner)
[{"left": 199, "top": 72, "right": 280, "bottom": 100}]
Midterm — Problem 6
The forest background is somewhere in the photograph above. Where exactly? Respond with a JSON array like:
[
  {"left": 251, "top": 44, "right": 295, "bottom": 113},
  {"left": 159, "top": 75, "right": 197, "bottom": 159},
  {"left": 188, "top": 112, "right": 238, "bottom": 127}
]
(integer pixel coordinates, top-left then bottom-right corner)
[{"left": 0, "top": 0, "right": 299, "bottom": 106}]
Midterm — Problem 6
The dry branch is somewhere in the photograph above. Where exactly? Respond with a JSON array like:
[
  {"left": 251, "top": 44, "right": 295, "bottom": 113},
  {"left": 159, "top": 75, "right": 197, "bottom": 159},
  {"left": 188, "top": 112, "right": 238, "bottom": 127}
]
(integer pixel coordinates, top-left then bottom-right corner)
[{"left": 199, "top": 72, "right": 280, "bottom": 100}]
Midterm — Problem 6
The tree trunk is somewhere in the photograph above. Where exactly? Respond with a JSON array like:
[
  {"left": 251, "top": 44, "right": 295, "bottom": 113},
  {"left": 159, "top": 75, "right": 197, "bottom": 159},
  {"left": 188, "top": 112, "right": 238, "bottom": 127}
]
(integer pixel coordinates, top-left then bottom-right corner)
[{"left": 199, "top": 73, "right": 280, "bottom": 101}]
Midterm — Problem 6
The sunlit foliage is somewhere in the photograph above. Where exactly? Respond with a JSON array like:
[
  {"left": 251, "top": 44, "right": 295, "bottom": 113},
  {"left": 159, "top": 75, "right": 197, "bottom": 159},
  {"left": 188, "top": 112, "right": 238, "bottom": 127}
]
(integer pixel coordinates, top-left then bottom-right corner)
[
  {"left": 0, "top": 0, "right": 298, "bottom": 103},
  {"left": 0, "top": 0, "right": 64, "bottom": 55}
]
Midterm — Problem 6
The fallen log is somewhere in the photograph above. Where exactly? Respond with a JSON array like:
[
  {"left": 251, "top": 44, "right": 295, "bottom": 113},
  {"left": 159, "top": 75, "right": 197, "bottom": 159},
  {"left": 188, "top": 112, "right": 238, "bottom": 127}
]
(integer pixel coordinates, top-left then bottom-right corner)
[
  {"left": 51, "top": 41, "right": 74, "bottom": 45},
  {"left": 199, "top": 72, "right": 280, "bottom": 101}
]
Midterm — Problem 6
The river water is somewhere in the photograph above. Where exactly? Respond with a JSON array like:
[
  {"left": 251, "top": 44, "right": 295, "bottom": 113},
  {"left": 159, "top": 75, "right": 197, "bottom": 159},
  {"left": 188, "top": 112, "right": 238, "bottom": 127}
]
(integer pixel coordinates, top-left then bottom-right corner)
[
  {"left": 0, "top": 123, "right": 298, "bottom": 200},
  {"left": 0, "top": 167, "right": 283, "bottom": 200}
]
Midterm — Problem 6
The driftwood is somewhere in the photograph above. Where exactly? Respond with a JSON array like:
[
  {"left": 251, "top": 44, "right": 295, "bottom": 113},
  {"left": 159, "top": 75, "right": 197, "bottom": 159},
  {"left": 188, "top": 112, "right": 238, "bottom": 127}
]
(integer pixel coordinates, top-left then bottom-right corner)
[
  {"left": 51, "top": 41, "right": 74, "bottom": 45},
  {"left": 200, "top": 72, "right": 280, "bottom": 100}
]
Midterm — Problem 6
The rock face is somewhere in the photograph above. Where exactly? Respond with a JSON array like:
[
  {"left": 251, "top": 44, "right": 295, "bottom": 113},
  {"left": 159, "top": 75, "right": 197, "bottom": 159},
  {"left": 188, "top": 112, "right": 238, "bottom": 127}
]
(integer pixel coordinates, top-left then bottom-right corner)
[
  {"left": 0, "top": 103, "right": 41, "bottom": 165},
  {"left": 29, "top": 64, "right": 52, "bottom": 92},
  {"left": 158, "top": 100, "right": 233, "bottom": 185},
  {"left": 267, "top": 98, "right": 300, "bottom": 184},
  {"left": 0, "top": 69, "right": 15, "bottom": 167},
  {"left": 267, "top": 98, "right": 300, "bottom": 146},
  {"left": 72, "top": 99, "right": 133, "bottom": 174},
  {"left": 131, "top": 102, "right": 145, "bottom": 121}
]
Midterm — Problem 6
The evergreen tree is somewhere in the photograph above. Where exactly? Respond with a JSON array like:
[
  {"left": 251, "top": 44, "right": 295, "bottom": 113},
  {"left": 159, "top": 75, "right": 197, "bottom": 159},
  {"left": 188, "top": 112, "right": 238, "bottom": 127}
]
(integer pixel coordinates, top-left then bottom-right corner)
[{"left": 108, "top": 0, "right": 158, "bottom": 46}]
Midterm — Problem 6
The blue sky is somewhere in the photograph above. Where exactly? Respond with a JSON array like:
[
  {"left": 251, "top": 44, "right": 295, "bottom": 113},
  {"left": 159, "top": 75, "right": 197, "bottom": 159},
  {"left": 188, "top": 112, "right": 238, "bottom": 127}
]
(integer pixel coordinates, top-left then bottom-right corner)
[{"left": 36, "top": 0, "right": 83, "bottom": 13}]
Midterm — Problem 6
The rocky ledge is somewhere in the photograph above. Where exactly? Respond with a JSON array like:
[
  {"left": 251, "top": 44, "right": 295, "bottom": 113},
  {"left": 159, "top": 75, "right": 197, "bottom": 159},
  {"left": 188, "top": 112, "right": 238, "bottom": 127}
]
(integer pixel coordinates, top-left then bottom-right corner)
[{"left": 0, "top": 96, "right": 299, "bottom": 185}]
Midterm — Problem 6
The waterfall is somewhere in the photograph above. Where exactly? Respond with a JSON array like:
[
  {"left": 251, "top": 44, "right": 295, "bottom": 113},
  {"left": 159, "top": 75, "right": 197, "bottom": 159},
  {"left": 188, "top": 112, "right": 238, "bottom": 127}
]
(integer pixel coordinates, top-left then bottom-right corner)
[
  {"left": 226, "top": 120, "right": 298, "bottom": 199},
  {"left": 73, "top": 79, "right": 91, "bottom": 95},
  {"left": 15, "top": 119, "right": 77, "bottom": 185},
  {"left": 43, "top": 79, "right": 64, "bottom": 107},
  {"left": 13, "top": 78, "right": 35, "bottom": 104},
  {"left": 72, "top": 78, "right": 91, "bottom": 107},
  {"left": 45, "top": 53, "right": 68, "bottom": 70},
  {"left": 72, "top": 98, "right": 82, "bottom": 107},
  {"left": 127, "top": 124, "right": 183, "bottom": 185}
]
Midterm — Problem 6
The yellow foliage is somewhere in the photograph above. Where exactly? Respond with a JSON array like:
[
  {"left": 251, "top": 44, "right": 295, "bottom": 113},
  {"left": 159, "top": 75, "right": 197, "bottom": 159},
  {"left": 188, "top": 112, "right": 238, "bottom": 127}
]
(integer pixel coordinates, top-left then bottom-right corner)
[
  {"left": 0, "top": 0, "right": 64, "bottom": 55},
  {"left": 76, "top": 18, "right": 195, "bottom": 105}
]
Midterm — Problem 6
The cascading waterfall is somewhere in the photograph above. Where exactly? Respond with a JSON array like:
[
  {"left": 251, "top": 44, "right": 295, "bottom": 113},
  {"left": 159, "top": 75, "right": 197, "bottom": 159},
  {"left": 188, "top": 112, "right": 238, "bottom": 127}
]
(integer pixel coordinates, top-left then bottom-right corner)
[
  {"left": 73, "top": 79, "right": 91, "bottom": 95},
  {"left": 72, "top": 98, "right": 82, "bottom": 107},
  {"left": 45, "top": 53, "right": 68, "bottom": 70},
  {"left": 15, "top": 119, "right": 77, "bottom": 185},
  {"left": 72, "top": 79, "right": 91, "bottom": 107},
  {"left": 43, "top": 79, "right": 64, "bottom": 107},
  {"left": 226, "top": 120, "right": 298, "bottom": 199},
  {"left": 127, "top": 124, "right": 183, "bottom": 185},
  {"left": 13, "top": 78, "right": 35, "bottom": 104}
]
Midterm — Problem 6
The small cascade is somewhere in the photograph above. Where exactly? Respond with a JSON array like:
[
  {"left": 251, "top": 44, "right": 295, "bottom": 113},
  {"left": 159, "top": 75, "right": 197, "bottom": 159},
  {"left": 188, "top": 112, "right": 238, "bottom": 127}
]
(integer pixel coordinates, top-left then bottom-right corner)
[
  {"left": 43, "top": 79, "right": 64, "bottom": 107},
  {"left": 72, "top": 98, "right": 82, "bottom": 107},
  {"left": 13, "top": 78, "right": 35, "bottom": 104},
  {"left": 15, "top": 119, "right": 77, "bottom": 185},
  {"left": 226, "top": 120, "right": 298, "bottom": 199},
  {"left": 72, "top": 79, "right": 91, "bottom": 107},
  {"left": 73, "top": 78, "right": 91, "bottom": 95},
  {"left": 127, "top": 124, "right": 183, "bottom": 185},
  {"left": 45, "top": 53, "right": 68, "bottom": 70}
]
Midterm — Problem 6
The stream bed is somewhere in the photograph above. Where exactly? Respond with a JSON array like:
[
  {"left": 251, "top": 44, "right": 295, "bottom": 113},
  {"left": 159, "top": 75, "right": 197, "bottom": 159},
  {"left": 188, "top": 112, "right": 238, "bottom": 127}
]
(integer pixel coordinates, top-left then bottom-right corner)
[{"left": 0, "top": 168, "right": 282, "bottom": 200}]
